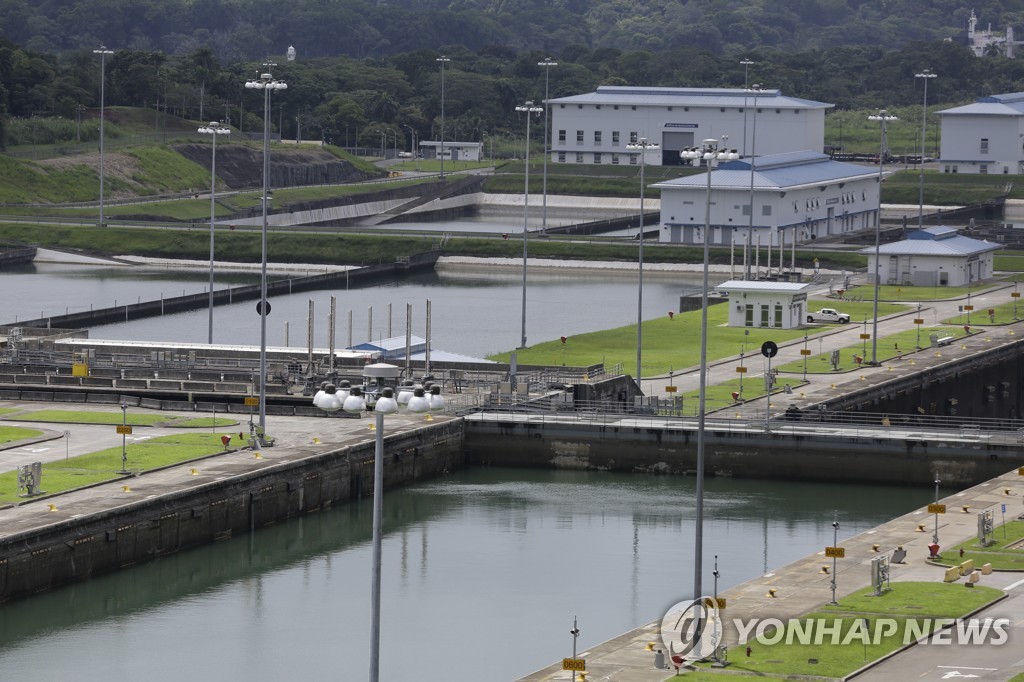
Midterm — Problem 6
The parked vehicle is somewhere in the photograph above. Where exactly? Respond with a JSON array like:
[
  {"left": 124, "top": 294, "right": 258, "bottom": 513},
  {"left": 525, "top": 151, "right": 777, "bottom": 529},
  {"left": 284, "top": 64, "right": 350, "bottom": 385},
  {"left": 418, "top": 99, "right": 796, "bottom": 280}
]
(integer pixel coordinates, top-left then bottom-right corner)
[{"left": 807, "top": 308, "right": 850, "bottom": 324}]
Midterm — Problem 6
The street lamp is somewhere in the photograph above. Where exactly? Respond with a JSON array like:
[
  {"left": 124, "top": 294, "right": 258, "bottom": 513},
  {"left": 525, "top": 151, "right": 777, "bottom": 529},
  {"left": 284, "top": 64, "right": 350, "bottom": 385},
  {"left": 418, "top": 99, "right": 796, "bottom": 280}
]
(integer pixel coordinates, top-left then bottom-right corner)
[
  {"left": 245, "top": 66, "right": 287, "bottom": 437},
  {"left": 313, "top": 366, "right": 436, "bottom": 682},
  {"left": 745, "top": 84, "right": 762, "bottom": 280},
  {"left": 436, "top": 56, "right": 450, "bottom": 181},
  {"left": 515, "top": 101, "right": 543, "bottom": 349},
  {"left": 626, "top": 137, "right": 659, "bottom": 384},
  {"left": 915, "top": 69, "right": 937, "bottom": 229},
  {"left": 198, "top": 121, "right": 230, "bottom": 345},
  {"left": 680, "top": 138, "right": 738, "bottom": 626},
  {"left": 867, "top": 109, "right": 897, "bottom": 366},
  {"left": 739, "top": 58, "right": 754, "bottom": 155},
  {"left": 538, "top": 57, "right": 558, "bottom": 232},
  {"left": 93, "top": 46, "right": 114, "bottom": 227}
]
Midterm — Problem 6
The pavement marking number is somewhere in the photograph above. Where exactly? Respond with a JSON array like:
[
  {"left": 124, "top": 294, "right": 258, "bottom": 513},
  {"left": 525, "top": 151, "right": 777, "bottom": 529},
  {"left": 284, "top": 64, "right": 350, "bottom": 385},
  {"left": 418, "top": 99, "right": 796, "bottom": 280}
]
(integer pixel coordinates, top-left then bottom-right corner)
[
  {"left": 116, "top": 425, "right": 133, "bottom": 435},
  {"left": 825, "top": 546, "right": 845, "bottom": 558},
  {"left": 562, "top": 658, "right": 586, "bottom": 671},
  {"left": 928, "top": 503, "right": 946, "bottom": 514}
]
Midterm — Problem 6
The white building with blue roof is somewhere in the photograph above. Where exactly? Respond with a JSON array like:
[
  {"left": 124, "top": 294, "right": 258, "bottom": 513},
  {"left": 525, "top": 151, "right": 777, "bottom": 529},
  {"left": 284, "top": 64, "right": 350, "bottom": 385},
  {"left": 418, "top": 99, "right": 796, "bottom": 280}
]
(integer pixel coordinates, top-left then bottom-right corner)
[
  {"left": 937, "top": 93, "right": 1024, "bottom": 175},
  {"left": 651, "top": 151, "right": 880, "bottom": 248},
  {"left": 548, "top": 86, "right": 832, "bottom": 166},
  {"left": 859, "top": 226, "right": 1001, "bottom": 287}
]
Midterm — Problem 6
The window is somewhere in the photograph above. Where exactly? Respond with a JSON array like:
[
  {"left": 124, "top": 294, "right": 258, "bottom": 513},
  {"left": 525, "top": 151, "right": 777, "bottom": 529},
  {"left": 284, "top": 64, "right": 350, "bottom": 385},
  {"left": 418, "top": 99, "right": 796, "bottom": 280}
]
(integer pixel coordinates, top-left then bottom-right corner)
[
  {"left": 577, "top": 104, "right": 583, "bottom": 109},
  {"left": 612, "top": 131, "right": 620, "bottom": 146},
  {"left": 558, "top": 129, "right": 566, "bottom": 144},
  {"left": 594, "top": 131, "right": 602, "bottom": 145},
  {"left": 612, "top": 154, "right": 620, "bottom": 164},
  {"left": 980, "top": 164, "right": 989, "bottom": 174},
  {"left": 629, "top": 154, "right": 638, "bottom": 165},
  {"left": 559, "top": 104, "right": 565, "bottom": 108},
  {"left": 596, "top": 104, "right": 602, "bottom": 110},
  {"left": 631, "top": 105, "right": 637, "bottom": 110},
  {"left": 575, "top": 152, "right": 584, "bottom": 163},
  {"left": 576, "top": 130, "right": 584, "bottom": 144},
  {"left": 629, "top": 131, "right": 638, "bottom": 144},
  {"left": 762, "top": 205, "right": 772, "bottom": 216},
  {"left": 668, "top": 107, "right": 673, "bottom": 111},
  {"left": 980, "top": 138, "right": 989, "bottom": 154},
  {"left": 594, "top": 153, "right": 602, "bottom": 164},
  {"left": 613, "top": 105, "right": 619, "bottom": 110},
  {"left": 742, "top": 204, "right": 752, "bottom": 216},
  {"left": 557, "top": 152, "right": 566, "bottom": 162}
]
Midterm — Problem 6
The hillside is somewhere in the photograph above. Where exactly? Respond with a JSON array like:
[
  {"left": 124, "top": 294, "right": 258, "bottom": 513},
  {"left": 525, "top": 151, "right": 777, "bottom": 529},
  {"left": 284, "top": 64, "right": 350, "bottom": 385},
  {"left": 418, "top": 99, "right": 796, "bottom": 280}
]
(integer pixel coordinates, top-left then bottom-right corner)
[{"left": 0, "top": 0, "right": 1003, "bottom": 59}]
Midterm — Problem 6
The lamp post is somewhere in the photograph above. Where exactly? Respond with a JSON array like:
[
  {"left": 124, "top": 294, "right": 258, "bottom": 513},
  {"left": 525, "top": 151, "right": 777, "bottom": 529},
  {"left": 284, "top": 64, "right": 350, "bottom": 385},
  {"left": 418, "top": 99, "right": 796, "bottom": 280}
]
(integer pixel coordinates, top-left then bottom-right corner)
[
  {"left": 538, "top": 57, "right": 558, "bottom": 233},
  {"left": 313, "top": 368, "right": 437, "bottom": 682},
  {"left": 119, "top": 400, "right": 129, "bottom": 474},
  {"left": 739, "top": 58, "right": 754, "bottom": 155},
  {"left": 933, "top": 476, "right": 941, "bottom": 546},
  {"left": 626, "top": 137, "right": 659, "bottom": 384},
  {"left": 745, "top": 84, "right": 762, "bottom": 280},
  {"left": 915, "top": 69, "right": 937, "bottom": 228},
  {"left": 680, "top": 138, "right": 738, "bottom": 629},
  {"left": 867, "top": 109, "right": 897, "bottom": 366},
  {"left": 198, "top": 121, "right": 230, "bottom": 345},
  {"left": 93, "top": 46, "right": 114, "bottom": 227},
  {"left": 515, "top": 101, "right": 543, "bottom": 349},
  {"left": 245, "top": 66, "right": 287, "bottom": 437},
  {"left": 436, "top": 56, "right": 450, "bottom": 181}
]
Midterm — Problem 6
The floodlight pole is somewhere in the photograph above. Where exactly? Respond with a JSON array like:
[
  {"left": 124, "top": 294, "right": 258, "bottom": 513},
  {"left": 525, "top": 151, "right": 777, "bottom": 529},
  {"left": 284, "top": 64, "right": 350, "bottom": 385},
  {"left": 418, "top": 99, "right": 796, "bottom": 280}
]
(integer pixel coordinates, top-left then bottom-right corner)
[
  {"left": 515, "top": 101, "right": 543, "bottom": 349},
  {"left": 538, "top": 58, "right": 557, "bottom": 233},
  {"left": 867, "top": 110, "right": 897, "bottom": 366},
  {"left": 626, "top": 137, "right": 659, "bottom": 384},
  {"left": 915, "top": 70, "right": 937, "bottom": 228}
]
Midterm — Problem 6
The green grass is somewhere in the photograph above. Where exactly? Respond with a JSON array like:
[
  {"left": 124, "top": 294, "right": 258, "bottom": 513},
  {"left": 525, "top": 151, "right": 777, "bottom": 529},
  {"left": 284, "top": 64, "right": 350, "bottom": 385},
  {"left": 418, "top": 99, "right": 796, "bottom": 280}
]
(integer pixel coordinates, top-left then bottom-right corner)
[
  {"left": 0, "top": 432, "right": 234, "bottom": 505},
  {"left": 0, "top": 408, "right": 19, "bottom": 416},
  {"left": 942, "top": 298, "right": 1024, "bottom": 326},
  {"left": 944, "top": 520, "right": 1024, "bottom": 571},
  {"left": 390, "top": 159, "right": 493, "bottom": 172},
  {"left": 713, "top": 582, "right": 1003, "bottom": 679},
  {"left": 777, "top": 326, "right": 953, "bottom": 373},
  {"left": 874, "top": 282, "right": 990, "bottom": 302},
  {"left": 9, "top": 409, "right": 235, "bottom": 428},
  {"left": 0, "top": 425, "right": 44, "bottom": 443}
]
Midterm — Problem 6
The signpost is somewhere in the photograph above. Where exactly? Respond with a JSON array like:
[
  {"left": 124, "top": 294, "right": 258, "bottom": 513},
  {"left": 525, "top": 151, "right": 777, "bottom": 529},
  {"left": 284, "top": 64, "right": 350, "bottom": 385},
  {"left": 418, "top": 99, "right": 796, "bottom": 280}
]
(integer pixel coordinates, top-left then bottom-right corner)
[{"left": 761, "top": 341, "right": 778, "bottom": 433}]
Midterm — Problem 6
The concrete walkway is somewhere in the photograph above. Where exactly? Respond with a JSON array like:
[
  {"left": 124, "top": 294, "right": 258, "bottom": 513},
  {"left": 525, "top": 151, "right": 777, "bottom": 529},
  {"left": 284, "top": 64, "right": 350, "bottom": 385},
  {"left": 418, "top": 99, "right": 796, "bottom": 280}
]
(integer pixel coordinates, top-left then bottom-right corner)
[{"left": 518, "top": 466, "right": 1024, "bottom": 682}]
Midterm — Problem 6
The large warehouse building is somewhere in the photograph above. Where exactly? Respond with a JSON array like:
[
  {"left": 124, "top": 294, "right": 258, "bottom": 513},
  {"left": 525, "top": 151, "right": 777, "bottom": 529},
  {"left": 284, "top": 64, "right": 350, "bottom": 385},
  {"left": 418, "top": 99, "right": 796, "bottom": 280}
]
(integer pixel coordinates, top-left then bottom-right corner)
[
  {"left": 937, "top": 92, "right": 1024, "bottom": 175},
  {"left": 547, "top": 86, "right": 832, "bottom": 166}
]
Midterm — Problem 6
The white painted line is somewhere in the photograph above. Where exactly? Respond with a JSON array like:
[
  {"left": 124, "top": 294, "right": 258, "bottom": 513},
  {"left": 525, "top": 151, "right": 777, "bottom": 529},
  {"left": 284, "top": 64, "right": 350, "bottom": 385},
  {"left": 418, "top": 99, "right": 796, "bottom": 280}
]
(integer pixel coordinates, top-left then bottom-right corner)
[
  {"left": 936, "top": 665, "right": 997, "bottom": 671},
  {"left": 763, "top": 573, "right": 775, "bottom": 578},
  {"left": 1003, "top": 577, "right": 1024, "bottom": 591}
]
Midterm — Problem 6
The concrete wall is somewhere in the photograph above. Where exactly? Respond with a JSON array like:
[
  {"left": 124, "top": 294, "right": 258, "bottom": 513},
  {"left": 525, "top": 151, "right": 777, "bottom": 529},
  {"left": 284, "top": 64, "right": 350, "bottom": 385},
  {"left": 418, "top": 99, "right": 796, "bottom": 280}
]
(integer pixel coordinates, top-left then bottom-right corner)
[{"left": 0, "top": 419, "right": 464, "bottom": 602}]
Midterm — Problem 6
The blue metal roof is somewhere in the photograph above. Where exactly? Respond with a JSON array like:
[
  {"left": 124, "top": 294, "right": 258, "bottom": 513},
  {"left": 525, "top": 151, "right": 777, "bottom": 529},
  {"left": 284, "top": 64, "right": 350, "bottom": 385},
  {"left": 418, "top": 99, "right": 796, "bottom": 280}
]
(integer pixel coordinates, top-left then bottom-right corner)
[
  {"left": 858, "top": 232, "right": 1001, "bottom": 257},
  {"left": 907, "top": 226, "right": 959, "bottom": 240},
  {"left": 550, "top": 86, "right": 832, "bottom": 110},
  {"left": 938, "top": 91, "right": 1024, "bottom": 116},
  {"left": 651, "top": 151, "right": 878, "bottom": 191}
]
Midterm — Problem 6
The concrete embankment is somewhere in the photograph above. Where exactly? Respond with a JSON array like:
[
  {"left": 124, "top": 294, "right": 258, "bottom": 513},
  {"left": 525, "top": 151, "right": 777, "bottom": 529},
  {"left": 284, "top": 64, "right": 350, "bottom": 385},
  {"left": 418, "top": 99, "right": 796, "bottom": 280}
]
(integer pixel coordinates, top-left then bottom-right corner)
[{"left": 0, "top": 414, "right": 463, "bottom": 602}]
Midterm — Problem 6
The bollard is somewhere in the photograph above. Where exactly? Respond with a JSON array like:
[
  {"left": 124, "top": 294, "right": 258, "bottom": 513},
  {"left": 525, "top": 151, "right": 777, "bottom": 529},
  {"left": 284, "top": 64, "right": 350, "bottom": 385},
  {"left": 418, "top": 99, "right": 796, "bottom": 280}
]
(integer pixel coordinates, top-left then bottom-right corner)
[{"left": 190, "top": 468, "right": 199, "bottom": 476}]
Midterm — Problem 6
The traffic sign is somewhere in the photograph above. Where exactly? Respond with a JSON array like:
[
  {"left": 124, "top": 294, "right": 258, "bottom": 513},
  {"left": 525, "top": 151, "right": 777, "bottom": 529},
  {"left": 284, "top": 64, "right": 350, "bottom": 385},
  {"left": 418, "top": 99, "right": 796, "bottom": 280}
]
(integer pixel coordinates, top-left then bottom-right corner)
[
  {"left": 913, "top": 318, "right": 925, "bottom": 325},
  {"left": 256, "top": 300, "right": 272, "bottom": 315},
  {"left": 244, "top": 397, "right": 260, "bottom": 407},
  {"left": 761, "top": 341, "right": 778, "bottom": 358},
  {"left": 665, "top": 386, "right": 678, "bottom": 393},
  {"left": 963, "top": 305, "right": 974, "bottom": 311},
  {"left": 800, "top": 349, "right": 812, "bottom": 356},
  {"left": 1013, "top": 292, "right": 1021, "bottom": 299},
  {"left": 116, "top": 425, "right": 133, "bottom": 435},
  {"left": 825, "top": 546, "right": 845, "bottom": 558},
  {"left": 562, "top": 658, "right": 586, "bottom": 672},
  {"left": 928, "top": 503, "right": 946, "bottom": 514},
  {"left": 735, "top": 366, "right": 747, "bottom": 373},
  {"left": 859, "top": 333, "right": 870, "bottom": 340}
]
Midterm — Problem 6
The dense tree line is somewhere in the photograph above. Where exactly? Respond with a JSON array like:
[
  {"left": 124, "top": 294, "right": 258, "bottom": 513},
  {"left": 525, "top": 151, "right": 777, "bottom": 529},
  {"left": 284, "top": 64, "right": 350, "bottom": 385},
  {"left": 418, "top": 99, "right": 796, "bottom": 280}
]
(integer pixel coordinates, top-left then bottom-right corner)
[{"left": 4, "top": 34, "right": 1024, "bottom": 152}]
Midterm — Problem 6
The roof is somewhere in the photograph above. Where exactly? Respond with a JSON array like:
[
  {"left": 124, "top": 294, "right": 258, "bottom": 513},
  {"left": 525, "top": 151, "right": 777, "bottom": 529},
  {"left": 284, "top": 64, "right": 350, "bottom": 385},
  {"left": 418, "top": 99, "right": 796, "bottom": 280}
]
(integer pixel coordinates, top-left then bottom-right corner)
[
  {"left": 549, "top": 86, "right": 832, "bottom": 111},
  {"left": 652, "top": 151, "right": 878, "bottom": 191},
  {"left": 715, "top": 280, "right": 813, "bottom": 293},
  {"left": 350, "top": 335, "right": 427, "bottom": 352},
  {"left": 937, "top": 92, "right": 1024, "bottom": 117},
  {"left": 858, "top": 229, "right": 1002, "bottom": 257}
]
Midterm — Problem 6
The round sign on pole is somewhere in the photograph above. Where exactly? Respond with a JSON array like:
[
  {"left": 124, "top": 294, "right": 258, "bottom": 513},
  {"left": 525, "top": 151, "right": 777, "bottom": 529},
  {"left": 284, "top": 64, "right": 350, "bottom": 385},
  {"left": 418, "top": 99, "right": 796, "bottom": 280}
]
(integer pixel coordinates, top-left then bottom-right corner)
[
  {"left": 256, "top": 300, "right": 271, "bottom": 315},
  {"left": 760, "top": 341, "right": 778, "bottom": 358}
]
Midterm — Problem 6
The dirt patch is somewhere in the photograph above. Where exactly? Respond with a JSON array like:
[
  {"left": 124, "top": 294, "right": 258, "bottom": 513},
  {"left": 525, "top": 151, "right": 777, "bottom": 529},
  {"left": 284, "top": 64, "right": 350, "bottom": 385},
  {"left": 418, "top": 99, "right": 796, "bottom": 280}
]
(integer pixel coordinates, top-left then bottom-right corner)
[{"left": 36, "top": 152, "right": 145, "bottom": 198}]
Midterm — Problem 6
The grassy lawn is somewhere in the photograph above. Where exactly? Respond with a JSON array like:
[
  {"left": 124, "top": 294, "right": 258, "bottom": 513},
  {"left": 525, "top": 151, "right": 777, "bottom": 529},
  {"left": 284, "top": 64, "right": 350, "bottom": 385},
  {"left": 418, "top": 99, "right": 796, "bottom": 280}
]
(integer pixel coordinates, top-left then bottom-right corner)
[
  {"left": 0, "top": 408, "right": 19, "bottom": 416},
  {"left": 874, "top": 282, "right": 991, "bottom": 302},
  {"left": 671, "top": 377, "right": 808, "bottom": 414},
  {"left": 1, "top": 432, "right": 234, "bottom": 505},
  {"left": 944, "top": 520, "right": 1024, "bottom": 571},
  {"left": 941, "top": 298, "right": 1024, "bottom": 325},
  {"left": 8, "top": 409, "right": 236, "bottom": 428},
  {"left": 704, "top": 582, "right": 1004, "bottom": 680},
  {"left": 776, "top": 326, "right": 956, "bottom": 373},
  {"left": 0, "top": 425, "right": 44, "bottom": 443}
]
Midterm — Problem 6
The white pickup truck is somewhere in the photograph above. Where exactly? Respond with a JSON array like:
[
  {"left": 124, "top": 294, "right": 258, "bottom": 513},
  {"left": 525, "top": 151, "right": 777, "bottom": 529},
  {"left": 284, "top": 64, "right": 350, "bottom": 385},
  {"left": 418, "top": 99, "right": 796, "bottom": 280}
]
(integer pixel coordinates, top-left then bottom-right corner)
[{"left": 806, "top": 308, "right": 850, "bottom": 324}]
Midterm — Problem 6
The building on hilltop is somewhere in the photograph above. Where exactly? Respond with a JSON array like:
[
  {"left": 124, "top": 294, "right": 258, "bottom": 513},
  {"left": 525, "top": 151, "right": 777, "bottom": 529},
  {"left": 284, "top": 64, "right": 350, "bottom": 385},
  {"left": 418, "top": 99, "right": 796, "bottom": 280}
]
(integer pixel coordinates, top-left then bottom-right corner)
[
  {"left": 651, "top": 151, "right": 880, "bottom": 249},
  {"left": 936, "top": 92, "right": 1024, "bottom": 174},
  {"left": 964, "top": 9, "right": 1021, "bottom": 58},
  {"left": 547, "top": 86, "right": 832, "bottom": 167},
  {"left": 859, "top": 226, "right": 1001, "bottom": 287}
]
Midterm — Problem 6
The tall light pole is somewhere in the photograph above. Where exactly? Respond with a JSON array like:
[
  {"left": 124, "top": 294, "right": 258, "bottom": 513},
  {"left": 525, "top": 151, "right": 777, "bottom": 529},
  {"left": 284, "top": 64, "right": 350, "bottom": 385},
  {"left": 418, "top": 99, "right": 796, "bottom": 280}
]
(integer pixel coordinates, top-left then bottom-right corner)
[
  {"left": 915, "top": 69, "right": 937, "bottom": 229},
  {"left": 538, "top": 57, "right": 558, "bottom": 232},
  {"left": 867, "top": 110, "right": 897, "bottom": 366},
  {"left": 680, "top": 139, "right": 738, "bottom": 627},
  {"left": 515, "top": 101, "right": 543, "bottom": 349},
  {"left": 198, "top": 121, "right": 230, "bottom": 344},
  {"left": 436, "top": 56, "right": 450, "bottom": 181},
  {"left": 93, "top": 46, "right": 114, "bottom": 227},
  {"left": 739, "top": 58, "right": 754, "bottom": 155},
  {"left": 745, "top": 84, "right": 762, "bottom": 281},
  {"left": 245, "top": 65, "right": 287, "bottom": 437},
  {"left": 626, "top": 137, "right": 659, "bottom": 384}
]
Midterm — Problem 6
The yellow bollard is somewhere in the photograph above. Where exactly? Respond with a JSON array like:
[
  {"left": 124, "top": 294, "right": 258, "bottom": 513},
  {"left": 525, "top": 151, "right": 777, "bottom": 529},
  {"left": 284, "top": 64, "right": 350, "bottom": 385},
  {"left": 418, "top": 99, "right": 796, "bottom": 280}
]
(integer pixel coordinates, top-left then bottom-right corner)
[
  {"left": 872, "top": 544, "right": 880, "bottom": 552},
  {"left": 190, "top": 468, "right": 199, "bottom": 476},
  {"left": 122, "top": 485, "right": 131, "bottom": 493},
  {"left": 425, "top": 414, "right": 434, "bottom": 421},
  {"left": 645, "top": 642, "right": 656, "bottom": 651},
  {"left": 820, "top": 565, "right": 830, "bottom": 574},
  {"left": 916, "top": 524, "right": 926, "bottom": 532},
  {"left": 253, "top": 452, "right": 262, "bottom": 459},
  {"left": 766, "top": 588, "right": 777, "bottom": 598},
  {"left": 48, "top": 503, "right": 58, "bottom": 512},
  {"left": 312, "top": 437, "right": 321, "bottom": 445},
  {"left": 962, "top": 505, "right": 970, "bottom": 513},
  {"left": 368, "top": 423, "right": 376, "bottom": 431}
]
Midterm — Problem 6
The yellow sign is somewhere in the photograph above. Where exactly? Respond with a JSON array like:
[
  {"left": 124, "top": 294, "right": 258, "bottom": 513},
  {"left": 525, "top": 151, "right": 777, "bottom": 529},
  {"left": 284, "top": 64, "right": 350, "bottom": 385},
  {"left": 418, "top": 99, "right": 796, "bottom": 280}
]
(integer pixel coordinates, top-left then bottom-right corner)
[
  {"left": 244, "top": 397, "right": 260, "bottom": 407},
  {"left": 736, "top": 366, "right": 747, "bottom": 374},
  {"left": 1018, "top": 466, "right": 1024, "bottom": 476},
  {"left": 665, "top": 386, "right": 678, "bottom": 393},
  {"left": 72, "top": 363, "right": 89, "bottom": 377},
  {"left": 1013, "top": 292, "right": 1021, "bottom": 299},
  {"left": 800, "top": 349, "right": 812, "bottom": 356},
  {"left": 859, "top": 333, "right": 870, "bottom": 340},
  {"left": 928, "top": 503, "right": 946, "bottom": 514},
  {"left": 913, "top": 318, "right": 925, "bottom": 325},
  {"left": 116, "top": 425, "right": 133, "bottom": 435},
  {"left": 964, "top": 305, "right": 974, "bottom": 311},
  {"left": 562, "top": 658, "right": 586, "bottom": 672},
  {"left": 825, "top": 546, "right": 845, "bottom": 558},
  {"left": 703, "top": 597, "right": 726, "bottom": 609}
]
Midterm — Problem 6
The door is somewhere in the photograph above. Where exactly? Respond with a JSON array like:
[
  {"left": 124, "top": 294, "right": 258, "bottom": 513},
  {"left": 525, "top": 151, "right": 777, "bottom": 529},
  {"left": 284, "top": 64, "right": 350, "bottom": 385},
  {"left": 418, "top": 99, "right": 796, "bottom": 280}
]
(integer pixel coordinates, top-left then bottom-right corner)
[{"left": 745, "top": 304, "right": 754, "bottom": 327}]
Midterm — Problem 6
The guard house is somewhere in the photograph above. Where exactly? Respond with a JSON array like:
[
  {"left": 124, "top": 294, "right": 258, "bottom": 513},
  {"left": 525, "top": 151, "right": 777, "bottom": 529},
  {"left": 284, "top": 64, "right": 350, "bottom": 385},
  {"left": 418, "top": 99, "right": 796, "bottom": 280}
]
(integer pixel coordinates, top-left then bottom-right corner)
[
  {"left": 652, "top": 151, "right": 880, "bottom": 248},
  {"left": 937, "top": 92, "right": 1024, "bottom": 174},
  {"left": 419, "top": 141, "right": 482, "bottom": 162},
  {"left": 859, "top": 226, "right": 1002, "bottom": 287},
  {"left": 715, "top": 280, "right": 813, "bottom": 329},
  {"left": 547, "top": 86, "right": 832, "bottom": 166}
]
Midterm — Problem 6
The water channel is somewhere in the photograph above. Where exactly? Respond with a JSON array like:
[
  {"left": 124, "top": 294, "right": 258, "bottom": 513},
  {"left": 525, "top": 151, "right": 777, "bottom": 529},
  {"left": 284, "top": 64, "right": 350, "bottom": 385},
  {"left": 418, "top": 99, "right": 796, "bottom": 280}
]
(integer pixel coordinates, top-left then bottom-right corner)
[{"left": 0, "top": 259, "right": 938, "bottom": 679}]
